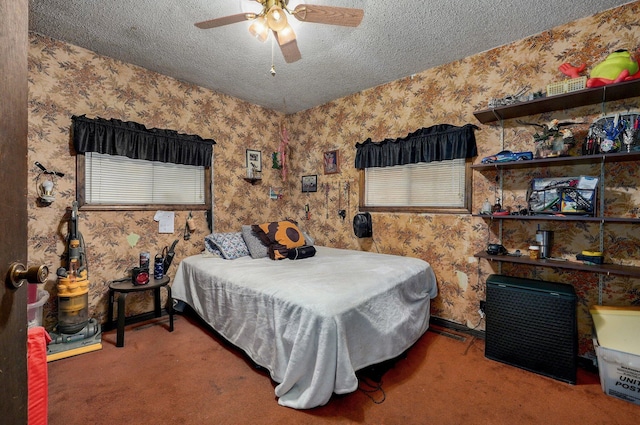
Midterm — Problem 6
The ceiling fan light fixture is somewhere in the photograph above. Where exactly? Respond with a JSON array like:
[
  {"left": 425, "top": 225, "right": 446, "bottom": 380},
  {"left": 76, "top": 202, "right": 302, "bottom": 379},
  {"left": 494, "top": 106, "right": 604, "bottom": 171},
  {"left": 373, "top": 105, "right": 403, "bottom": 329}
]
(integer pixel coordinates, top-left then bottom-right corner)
[
  {"left": 248, "top": 16, "right": 269, "bottom": 42},
  {"left": 266, "top": 5, "right": 288, "bottom": 32},
  {"left": 276, "top": 24, "right": 296, "bottom": 45},
  {"left": 195, "top": 1, "right": 364, "bottom": 64}
]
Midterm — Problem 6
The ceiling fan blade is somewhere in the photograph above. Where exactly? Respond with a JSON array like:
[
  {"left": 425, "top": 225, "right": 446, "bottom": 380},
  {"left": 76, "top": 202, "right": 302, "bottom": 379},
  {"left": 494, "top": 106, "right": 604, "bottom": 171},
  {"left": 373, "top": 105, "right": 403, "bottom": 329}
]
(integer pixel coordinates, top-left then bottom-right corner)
[
  {"left": 293, "top": 4, "right": 364, "bottom": 27},
  {"left": 276, "top": 36, "right": 302, "bottom": 63},
  {"left": 195, "top": 13, "right": 254, "bottom": 29}
]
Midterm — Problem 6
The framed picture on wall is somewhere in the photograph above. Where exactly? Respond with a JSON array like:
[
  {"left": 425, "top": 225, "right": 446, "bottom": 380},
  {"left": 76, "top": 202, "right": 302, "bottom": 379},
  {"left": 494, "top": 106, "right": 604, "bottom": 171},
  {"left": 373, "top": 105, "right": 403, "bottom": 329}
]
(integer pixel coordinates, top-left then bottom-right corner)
[
  {"left": 302, "top": 175, "right": 318, "bottom": 193},
  {"left": 323, "top": 149, "right": 340, "bottom": 174},
  {"left": 246, "top": 149, "right": 262, "bottom": 173}
]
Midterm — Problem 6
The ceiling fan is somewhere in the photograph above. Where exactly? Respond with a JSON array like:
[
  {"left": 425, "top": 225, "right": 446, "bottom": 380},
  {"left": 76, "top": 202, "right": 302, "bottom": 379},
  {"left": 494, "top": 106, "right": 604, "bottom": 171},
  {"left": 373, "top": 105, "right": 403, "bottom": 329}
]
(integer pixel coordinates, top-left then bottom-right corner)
[{"left": 195, "top": 0, "right": 364, "bottom": 65}]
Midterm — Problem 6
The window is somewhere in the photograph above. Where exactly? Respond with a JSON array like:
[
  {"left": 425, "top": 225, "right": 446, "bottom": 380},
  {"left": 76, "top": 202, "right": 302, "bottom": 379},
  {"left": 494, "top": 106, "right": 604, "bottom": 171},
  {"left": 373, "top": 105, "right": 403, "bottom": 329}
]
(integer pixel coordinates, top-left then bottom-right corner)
[
  {"left": 355, "top": 124, "right": 478, "bottom": 214},
  {"left": 360, "top": 158, "right": 472, "bottom": 214},
  {"left": 77, "top": 152, "right": 211, "bottom": 211},
  {"left": 71, "top": 115, "right": 214, "bottom": 211}
]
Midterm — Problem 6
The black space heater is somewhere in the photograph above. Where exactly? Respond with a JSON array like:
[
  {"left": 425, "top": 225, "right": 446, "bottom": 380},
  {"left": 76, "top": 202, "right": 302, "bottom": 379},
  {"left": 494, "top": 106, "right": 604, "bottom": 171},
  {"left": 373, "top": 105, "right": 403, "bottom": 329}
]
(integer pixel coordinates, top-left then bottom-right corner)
[{"left": 485, "top": 274, "right": 577, "bottom": 384}]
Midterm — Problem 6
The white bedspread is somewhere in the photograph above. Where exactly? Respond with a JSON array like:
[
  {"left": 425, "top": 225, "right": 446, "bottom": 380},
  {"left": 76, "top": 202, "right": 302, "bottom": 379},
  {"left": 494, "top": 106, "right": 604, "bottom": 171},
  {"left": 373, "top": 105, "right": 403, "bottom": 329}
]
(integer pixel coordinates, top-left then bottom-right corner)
[{"left": 171, "top": 246, "right": 437, "bottom": 409}]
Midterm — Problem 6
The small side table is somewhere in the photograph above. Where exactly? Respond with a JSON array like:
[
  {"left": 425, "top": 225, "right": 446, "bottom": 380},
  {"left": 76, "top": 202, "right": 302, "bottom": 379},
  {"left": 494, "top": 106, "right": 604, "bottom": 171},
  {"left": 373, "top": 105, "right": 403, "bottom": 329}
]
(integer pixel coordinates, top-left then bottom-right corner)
[{"left": 107, "top": 275, "right": 173, "bottom": 347}]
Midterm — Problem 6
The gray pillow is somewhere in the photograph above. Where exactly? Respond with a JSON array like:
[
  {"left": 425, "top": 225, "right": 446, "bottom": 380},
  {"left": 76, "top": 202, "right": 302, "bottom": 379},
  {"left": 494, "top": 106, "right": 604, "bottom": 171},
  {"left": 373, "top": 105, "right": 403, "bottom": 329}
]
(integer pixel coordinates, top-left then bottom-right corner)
[
  {"left": 241, "top": 225, "right": 269, "bottom": 259},
  {"left": 301, "top": 231, "right": 314, "bottom": 246}
]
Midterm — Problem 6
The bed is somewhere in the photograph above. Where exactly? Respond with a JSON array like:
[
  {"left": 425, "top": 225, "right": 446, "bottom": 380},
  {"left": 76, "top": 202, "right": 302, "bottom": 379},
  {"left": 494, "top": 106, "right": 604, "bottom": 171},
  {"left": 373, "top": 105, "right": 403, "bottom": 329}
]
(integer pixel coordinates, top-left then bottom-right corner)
[{"left": 171, "top": 245, "right": 438, "bottom": 409}]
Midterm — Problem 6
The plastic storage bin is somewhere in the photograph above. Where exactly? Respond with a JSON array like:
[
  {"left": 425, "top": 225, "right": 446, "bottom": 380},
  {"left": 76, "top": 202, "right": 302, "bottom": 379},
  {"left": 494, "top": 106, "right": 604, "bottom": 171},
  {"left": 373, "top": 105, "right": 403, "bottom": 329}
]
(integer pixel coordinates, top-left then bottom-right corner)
[
  {"left": 591, "top": 305, "right": 640, "bottom": 405},
  {"left": 27, "top": 289, "right": 49, "bottom": 328},
  {"left": 593, "top": 336, "right": 640, "bottom": 406},
  {"left": 546, "top": 76, "right": 587, "bottom": 96},
  {"left": 527, "top": 176, "right": 598, "bottom": 216}
]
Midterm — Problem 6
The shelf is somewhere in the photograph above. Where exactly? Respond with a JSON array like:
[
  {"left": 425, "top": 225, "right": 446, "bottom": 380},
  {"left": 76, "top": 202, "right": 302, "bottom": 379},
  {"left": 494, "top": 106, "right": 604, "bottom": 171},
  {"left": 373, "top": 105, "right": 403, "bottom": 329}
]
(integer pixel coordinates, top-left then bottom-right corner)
[
  {"left": 473, "top": 78, "right": 640, "bottom": 281},
  {"left": 472, "top": 151, "right": 640, "bottom": 223},
  {"left": 472, "top": 151, "right": 640, "bottom": 170},
  {"left": 243, "top": 177, "right": 262, "bottom": 185},
  {"left": 475, "top": 251, "right": 640, "bottom": 278},
  {"left": 473, "top": 214, "right": 640, "bottom": 223},
  {"left": 473, "top": 79, "right": 640, "bottom": 124}
]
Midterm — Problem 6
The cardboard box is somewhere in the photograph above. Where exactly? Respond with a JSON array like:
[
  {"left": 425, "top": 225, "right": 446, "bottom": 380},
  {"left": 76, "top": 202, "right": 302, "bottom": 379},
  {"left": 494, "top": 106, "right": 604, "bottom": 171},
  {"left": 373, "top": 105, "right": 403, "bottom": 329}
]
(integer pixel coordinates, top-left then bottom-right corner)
[{"left": 594, "top": 337, "right": 640, "bottom": 405}]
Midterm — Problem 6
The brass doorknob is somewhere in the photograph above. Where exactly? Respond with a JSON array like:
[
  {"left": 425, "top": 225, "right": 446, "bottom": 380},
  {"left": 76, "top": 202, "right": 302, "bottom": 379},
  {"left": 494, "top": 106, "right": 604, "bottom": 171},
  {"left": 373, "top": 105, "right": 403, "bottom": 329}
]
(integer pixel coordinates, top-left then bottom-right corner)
[{"left": 6, "top": 263, "right": 49, "bottom": 289}]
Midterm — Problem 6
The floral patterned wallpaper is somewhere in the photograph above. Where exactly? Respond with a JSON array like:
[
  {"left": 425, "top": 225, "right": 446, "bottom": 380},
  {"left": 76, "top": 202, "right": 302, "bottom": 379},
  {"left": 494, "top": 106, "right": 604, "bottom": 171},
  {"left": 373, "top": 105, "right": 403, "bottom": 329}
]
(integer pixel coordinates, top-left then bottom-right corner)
[
  {"left": 27, "top": 35, "right": 288, "bottom": 329},
  {"left": 28, "top": 1, "right": 640, "bottom": 356}
]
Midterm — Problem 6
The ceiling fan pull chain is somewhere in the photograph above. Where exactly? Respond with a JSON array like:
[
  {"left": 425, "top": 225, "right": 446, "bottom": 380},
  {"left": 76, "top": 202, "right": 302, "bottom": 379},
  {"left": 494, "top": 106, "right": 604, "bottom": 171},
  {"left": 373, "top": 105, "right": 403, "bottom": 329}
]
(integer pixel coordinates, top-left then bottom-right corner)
[{"left": 270, "top": 35, "right": 276, "bottom": 76}]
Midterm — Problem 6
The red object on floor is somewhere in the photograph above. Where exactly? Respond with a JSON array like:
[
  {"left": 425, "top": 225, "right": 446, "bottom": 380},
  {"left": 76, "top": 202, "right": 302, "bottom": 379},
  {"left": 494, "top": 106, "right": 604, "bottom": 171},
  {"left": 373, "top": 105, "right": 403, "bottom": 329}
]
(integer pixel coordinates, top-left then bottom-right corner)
[{"left": 28, "top": 326, "right": 51, "bottom": 425}]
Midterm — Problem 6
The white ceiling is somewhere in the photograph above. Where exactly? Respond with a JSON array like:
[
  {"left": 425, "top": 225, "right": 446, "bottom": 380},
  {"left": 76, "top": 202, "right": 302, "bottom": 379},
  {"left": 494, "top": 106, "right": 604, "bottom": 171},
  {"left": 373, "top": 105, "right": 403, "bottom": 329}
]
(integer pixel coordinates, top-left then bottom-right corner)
[{"left": 28, "top": 0, "right": 632, "bottom": 114}]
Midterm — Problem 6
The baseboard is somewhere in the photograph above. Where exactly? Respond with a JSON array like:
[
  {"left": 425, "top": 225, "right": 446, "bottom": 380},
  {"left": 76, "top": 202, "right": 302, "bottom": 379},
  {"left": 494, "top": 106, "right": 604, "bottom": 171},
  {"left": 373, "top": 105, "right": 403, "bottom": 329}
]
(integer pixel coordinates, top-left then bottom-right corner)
[
  {"left": 430, "top": 316, "right": 486, "bottom": 340},
  {"left": 429, "top": 317, "right": 600, "bottom": 374}
]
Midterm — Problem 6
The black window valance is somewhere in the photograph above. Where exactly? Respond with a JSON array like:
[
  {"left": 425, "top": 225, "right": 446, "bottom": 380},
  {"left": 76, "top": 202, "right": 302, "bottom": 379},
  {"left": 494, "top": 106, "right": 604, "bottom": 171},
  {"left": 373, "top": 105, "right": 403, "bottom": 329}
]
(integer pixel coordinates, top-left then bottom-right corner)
[
  {"left": 355, "top": 123, "right": 478, "bottom": 169},
  {"left": 72, "top": 115, "right": 216, "bottom": 167}
]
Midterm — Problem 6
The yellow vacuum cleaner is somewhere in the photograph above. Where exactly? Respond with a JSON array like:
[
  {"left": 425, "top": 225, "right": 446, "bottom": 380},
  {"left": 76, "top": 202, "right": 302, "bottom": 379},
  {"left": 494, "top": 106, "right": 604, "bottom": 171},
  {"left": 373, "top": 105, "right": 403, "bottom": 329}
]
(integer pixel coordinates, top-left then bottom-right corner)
[{"left": 47, "top": 201, "right": 102, "bottom": 362}]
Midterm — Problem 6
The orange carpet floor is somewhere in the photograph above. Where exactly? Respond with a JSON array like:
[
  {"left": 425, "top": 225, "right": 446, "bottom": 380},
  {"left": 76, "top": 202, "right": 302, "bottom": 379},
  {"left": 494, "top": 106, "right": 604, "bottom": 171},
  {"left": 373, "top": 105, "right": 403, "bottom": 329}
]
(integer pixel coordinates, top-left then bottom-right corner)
[{"left": 47, "top": 313, "right": 637, "bottom": 425}]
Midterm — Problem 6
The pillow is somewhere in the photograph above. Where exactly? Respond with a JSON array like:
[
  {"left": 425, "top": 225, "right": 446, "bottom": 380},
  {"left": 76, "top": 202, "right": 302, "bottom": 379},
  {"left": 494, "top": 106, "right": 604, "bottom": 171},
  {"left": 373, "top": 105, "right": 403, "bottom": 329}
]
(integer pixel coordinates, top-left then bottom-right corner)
[
  {"left": 252, "top": 220, "right": 306, "bottom": 260},
  {"left": 203, "top": 238, "right": 223, "bottom": 256},
  {"left": 241, "top": 225, "right": 269, "bottom": 259},
  {"left": 204, "top": 232, "right": 250, "bottom": 260},
  {"left": 201, "top": 249, "right": 221, "bottom": 258},
  {"left": 287, "top": 245, "right": 316, "bottom": 260},
  {"left": 301, "top": 231, "right": 315, "bottom": 246}
]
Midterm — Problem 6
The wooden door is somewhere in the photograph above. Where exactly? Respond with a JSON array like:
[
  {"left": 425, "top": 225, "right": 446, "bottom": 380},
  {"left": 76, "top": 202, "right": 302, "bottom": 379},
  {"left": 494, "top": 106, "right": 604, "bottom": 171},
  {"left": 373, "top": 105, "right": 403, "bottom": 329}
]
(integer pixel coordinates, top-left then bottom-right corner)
[{"left": 0, "top": 0, "right": 30, "bottom": 423}]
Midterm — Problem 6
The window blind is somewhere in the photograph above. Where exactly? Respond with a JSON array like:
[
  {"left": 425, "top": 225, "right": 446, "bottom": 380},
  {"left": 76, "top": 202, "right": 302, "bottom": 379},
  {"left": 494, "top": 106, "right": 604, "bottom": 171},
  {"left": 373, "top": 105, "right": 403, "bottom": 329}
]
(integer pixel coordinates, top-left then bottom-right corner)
[
  {"left": 85, "top": 152, "right": 205, "bottom": 205},
  {"left": 365, "top": 159, "right": 465, "bottom": 207}
]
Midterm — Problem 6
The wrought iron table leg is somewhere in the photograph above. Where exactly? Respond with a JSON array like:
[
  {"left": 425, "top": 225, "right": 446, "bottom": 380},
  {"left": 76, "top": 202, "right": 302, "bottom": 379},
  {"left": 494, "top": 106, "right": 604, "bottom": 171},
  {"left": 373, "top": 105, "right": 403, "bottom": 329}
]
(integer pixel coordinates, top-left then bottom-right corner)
[
  {"left": 153, "top": 287, "right": 161, "bottom": 317},
  {"left": 116, "top": 292, "right": 127, "bottom": 347},
  {"left": 166, "top": 285, "right": 174, "bottom": 332}
]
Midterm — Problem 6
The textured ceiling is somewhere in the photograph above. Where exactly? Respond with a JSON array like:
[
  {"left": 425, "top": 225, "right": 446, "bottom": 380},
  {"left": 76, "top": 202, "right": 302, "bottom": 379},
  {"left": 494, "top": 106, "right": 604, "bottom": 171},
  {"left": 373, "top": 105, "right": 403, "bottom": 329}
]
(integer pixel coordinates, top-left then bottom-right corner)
[{"left": 29, "top": 0, "right": 632, "bottom": 114}]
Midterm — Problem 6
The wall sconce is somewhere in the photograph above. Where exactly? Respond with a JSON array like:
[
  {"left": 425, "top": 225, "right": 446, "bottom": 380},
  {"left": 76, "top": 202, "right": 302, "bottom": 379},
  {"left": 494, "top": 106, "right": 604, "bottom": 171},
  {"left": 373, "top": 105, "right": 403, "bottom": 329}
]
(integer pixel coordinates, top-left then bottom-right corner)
[
  {"left": 35, "top": 161, "right": 64, "bottom": 206},
  {"left": 38, "top": 176, "right": 55, "bottom": 204}
]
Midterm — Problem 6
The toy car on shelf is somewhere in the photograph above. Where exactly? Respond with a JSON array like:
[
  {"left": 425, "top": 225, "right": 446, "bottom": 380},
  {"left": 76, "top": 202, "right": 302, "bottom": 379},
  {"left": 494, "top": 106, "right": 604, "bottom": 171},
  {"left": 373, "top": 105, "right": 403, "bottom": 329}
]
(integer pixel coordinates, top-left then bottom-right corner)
[{"left": 481, "top": 150, "right": 534, "bottom": 164}]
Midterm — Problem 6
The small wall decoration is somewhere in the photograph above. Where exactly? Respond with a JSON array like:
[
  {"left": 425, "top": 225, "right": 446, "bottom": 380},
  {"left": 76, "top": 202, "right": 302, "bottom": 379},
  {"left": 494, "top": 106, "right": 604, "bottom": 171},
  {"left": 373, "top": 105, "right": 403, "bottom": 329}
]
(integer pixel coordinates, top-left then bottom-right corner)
[
  {"left": 246, "top": 149, "right": 262, "bottom": 177},
  {"left": 302, "top": 175, "right": 318, "bottom": 193},
  {"left": 271, "top": 152, "right": 282, "bottom": 169},
  {"left": 323, "top": 149, "right": 340, "bottom": 174},
  {"left": 269, "top": 187, "right": 283, "bottom": 200}
]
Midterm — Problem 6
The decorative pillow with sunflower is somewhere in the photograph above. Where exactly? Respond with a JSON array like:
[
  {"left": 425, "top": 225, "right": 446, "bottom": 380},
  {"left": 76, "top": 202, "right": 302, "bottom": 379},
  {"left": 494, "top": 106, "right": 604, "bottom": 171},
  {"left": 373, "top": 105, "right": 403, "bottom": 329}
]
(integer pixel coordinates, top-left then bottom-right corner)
[{"left": 252, "top": 220, "right": 306, "bottom": 260}]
